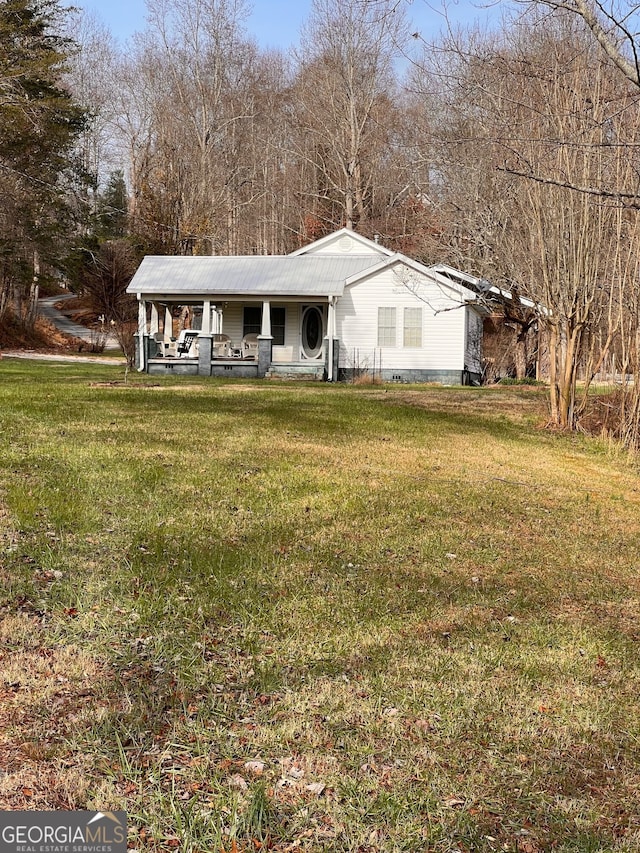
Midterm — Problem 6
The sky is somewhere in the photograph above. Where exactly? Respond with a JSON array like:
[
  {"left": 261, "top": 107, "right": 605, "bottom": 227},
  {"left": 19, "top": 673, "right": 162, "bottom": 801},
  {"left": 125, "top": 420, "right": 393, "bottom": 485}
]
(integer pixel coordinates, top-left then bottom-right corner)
[{"left": 76, "top": 0, "right": 500, "bottom": 52}]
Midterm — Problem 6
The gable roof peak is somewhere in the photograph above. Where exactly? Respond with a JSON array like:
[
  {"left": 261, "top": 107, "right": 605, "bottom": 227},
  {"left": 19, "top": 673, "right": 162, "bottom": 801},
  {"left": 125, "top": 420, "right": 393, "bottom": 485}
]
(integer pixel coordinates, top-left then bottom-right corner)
[{"left": 289, "top": 227, "right": 394, "bottom": 257}]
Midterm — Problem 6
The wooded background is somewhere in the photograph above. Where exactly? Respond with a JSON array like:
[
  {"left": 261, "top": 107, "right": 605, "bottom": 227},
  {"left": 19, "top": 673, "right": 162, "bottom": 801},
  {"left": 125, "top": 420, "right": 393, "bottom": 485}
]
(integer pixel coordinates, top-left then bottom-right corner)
[{"left": 4, "top": 0, "right": 640, "bottom": 440}]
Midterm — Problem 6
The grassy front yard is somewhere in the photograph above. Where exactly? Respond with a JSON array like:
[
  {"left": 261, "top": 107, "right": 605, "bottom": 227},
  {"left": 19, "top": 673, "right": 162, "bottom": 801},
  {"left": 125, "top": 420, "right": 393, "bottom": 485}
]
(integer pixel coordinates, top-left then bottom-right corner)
[{"left": 1, "top": 360, "right": 639, "bottom": 852}]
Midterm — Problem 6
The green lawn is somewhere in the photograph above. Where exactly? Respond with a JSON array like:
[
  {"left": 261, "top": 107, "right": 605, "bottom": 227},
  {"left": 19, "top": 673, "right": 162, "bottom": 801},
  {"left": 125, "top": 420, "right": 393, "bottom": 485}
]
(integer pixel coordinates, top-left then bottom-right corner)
[{"left": 1, "top": 359, "right": 639, "bottom": 852}]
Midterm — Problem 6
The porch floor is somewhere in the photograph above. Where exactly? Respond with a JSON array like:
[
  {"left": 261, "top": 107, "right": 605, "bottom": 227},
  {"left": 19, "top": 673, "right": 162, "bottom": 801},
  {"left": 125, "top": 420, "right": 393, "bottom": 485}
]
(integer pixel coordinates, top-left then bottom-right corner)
[{"left": 146, "top": 357, "right": 325, "bottom": 380}]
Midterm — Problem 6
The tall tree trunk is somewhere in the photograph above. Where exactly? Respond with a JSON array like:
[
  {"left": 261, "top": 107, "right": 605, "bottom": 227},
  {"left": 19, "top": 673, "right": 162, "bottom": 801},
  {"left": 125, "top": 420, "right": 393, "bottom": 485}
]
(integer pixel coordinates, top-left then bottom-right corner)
[
  {"left": 555, "top": 324, "right": 582, "bottom": 429},
  {"left": 514, "top": 327, "right": 528, "bottom": 380},
  {"left": 548, "top": 323, "right": 560, "bottom": 425}
]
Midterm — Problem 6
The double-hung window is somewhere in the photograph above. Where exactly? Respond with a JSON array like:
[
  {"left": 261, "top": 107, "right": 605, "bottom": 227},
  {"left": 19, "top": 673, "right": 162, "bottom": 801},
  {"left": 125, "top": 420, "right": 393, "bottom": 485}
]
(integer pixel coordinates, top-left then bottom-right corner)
[
  {"left": 243, "top": 306, "right": 261, "bottom": 337},
  {"left": 271, "top": 307, "right": 286, "bottom": 346},
  {"left": 243, "top": 305, "right": 286, "bottom": 344},
  {"left": 403, "top": 307, "right": 422, "bottom": 348},
  {"left": 378, "top": 307, "right": 396, "bottom": 347}
]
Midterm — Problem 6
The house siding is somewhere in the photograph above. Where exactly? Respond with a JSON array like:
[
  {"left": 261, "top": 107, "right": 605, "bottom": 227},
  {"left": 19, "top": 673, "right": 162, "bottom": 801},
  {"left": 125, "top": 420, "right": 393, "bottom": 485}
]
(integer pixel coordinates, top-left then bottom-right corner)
[
  {"left": 298, "top": 233, "right": 385, "bottom": 258},
  {"left": 336, "top": 267, "right": 467, "bottom": 375},
  {"left": 219, "top": 302, "right": 302, "bottom": 355}
]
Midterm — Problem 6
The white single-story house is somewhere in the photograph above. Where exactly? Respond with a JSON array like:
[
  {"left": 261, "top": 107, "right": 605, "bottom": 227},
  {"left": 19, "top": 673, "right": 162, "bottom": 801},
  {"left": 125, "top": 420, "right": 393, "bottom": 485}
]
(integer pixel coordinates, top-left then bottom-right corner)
[{"left": 126, "top": 228, "right": 488, "bottom": 383}]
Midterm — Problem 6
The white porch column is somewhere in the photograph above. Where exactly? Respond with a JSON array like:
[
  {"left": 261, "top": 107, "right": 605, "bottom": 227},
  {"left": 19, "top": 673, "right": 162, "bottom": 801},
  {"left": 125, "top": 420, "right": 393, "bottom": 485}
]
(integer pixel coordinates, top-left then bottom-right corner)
[
  {"left": 164, "top": 306, "right": 173, "bottom": 340},
  {"left": 150, "top": 303, "right": 159, "bottom": 335},
  {"left": 137, "top": 299, "right": 147, "bottom": 371},
  {"left": 327, "top": 296, "right": 336, "bottom": 381},
  {"left": 261, "top": 301, "right": 271, "bottom": 337},
  {"left": 329, "top": 296, "right": 337, "bottom": 338},
  {"left": 202, "top": 300, "right": 211, "bottom": 334},
  {"left": 257, "top": 301, "right": 273, "bottom": 378}
]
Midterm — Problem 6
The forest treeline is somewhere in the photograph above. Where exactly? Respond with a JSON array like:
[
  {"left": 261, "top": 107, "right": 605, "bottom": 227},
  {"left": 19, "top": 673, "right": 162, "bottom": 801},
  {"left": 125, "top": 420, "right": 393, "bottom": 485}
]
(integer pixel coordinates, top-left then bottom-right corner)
[{"left": 4, "top": 0, "right": 640, "bottom": 442}]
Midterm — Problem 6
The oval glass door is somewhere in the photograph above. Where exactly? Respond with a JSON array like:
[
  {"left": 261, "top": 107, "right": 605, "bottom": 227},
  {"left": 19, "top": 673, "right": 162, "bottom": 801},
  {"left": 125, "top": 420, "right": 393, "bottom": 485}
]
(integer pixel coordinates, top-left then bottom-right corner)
[{"left": 301, "top": 306, "right": 324, "bottom": 359}]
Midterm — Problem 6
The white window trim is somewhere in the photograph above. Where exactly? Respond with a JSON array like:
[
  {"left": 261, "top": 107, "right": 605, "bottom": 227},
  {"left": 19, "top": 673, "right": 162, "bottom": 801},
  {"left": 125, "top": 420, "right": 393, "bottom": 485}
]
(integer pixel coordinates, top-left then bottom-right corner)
[
  {"left": 403, "top": 307, "right": 423, "bottom": 348},
  {"left": 378, "top": 306, "right": 397, "bottom": 348}
]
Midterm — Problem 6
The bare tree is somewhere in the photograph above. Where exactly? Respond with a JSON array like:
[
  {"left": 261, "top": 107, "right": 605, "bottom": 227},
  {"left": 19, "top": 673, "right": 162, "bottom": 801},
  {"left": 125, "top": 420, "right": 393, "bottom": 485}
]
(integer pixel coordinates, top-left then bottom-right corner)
[
  {"left": 292, "top": 0, "right": 408, "bottom": 231},
  {"left": 526, "top": 0, "right": 640, "bottom": 87},
  {"left": 73, "top": 240, "right": 139, "bottom": 365},
  {"left": 409, "top": 12, "right": 640, "bottom": 426},
  {"left": 64, "top": 10, "right": 119, "bottom": 201},
  {"left": 131, "top": 0, "right": 265, "bottom": 254}
]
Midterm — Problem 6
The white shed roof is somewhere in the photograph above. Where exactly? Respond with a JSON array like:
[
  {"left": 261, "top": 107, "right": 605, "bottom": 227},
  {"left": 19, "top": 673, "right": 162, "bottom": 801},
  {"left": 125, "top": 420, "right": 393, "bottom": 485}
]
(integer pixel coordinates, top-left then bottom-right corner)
[{"left": 126, "top": 255, "right": 381, "bottom": 299}]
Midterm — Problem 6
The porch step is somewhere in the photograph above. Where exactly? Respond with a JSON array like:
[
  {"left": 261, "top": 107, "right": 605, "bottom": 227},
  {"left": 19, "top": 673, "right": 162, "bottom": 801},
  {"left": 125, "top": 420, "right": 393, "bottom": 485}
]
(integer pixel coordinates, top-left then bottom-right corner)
[{"left": 266, "top": 363, "right": 324, "bottom": 381}]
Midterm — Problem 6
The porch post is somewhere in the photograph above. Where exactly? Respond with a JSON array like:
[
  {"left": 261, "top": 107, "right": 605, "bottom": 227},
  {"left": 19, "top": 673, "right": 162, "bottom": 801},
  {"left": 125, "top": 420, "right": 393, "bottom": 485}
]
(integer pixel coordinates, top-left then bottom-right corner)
[
  {"left": 198, "top": 335, "right": 213, "bottom": 375},
  {"left": 260, "top": 300, "right": 272, "bottom": 337},
  {"left": 137, "top": 299, "right": 147, "bottom": 372},
  {"left": 164, "top": 306, "right": 173, "bottom": 341},
  {"left": 325, "top": 296, "right": 339, "bottom": 382},
  {"left": 201, "top": 300, "right": 211, "bottom": 334},
  {"left": 198, "top": 299, "right": 213, "bottom": 376},
  {"left": 258, "top": 300, "right": 273, "bottom": 378},
  {"left": 150, "top": 303, "right": 159, "bottom": 335}
]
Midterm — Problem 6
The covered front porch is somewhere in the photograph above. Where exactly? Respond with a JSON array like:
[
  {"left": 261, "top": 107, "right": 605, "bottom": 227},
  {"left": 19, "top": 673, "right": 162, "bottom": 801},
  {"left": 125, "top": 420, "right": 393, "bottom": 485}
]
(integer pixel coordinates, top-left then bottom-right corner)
[{"left": 134, "top": 296, "right": 340, "bottom": 380}]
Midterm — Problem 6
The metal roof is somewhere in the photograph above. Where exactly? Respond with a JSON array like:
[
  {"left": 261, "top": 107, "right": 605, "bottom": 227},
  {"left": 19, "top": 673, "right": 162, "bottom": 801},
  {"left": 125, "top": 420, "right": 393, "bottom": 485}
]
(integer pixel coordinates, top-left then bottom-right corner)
[{"left": 126, "top": 255, "right": 381, "bottom": 298}]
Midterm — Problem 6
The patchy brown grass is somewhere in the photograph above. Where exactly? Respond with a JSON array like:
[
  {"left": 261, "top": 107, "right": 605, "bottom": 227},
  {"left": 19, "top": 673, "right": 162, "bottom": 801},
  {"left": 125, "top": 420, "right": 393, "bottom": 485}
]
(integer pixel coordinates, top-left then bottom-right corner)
[
  {"left": 1, "top": 364, "right": 640, "bottom": 851},
  {"left": 372, "top": 384, "right": 550, "bottom": 424},
  {"left": 0, "top": 615, "right": 100, "bottom": 810}
]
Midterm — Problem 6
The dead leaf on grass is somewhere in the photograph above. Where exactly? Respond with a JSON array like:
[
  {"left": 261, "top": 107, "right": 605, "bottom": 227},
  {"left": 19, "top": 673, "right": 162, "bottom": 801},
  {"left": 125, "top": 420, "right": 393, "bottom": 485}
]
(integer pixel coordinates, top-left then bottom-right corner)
[
  {"left": 228, "top": 774, "right": 248, "bottom": 791},
  {"left": 516, "top": 837, "right": 542, "bottom": 853}
]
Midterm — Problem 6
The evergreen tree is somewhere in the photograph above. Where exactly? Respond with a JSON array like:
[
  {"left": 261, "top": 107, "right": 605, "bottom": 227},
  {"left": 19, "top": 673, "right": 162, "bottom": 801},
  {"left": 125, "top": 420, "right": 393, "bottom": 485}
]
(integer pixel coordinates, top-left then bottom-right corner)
[
  {"left": 96, "top": 170, "right": 129, "bottom": 239},
  {"left": 0, "top": 0, "right": 86, "bottom": 327}
]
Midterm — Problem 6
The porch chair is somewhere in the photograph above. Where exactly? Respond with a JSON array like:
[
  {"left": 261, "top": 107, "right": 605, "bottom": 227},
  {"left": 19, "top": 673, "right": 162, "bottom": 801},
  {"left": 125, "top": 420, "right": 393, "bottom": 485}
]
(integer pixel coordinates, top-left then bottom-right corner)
[
  {"left": 152, "top": 332, "right": 166, "bottom": 356},
  {"left": 153, "top": 332, "right": 177, "bottom": 357},
  {"left": 176, "top": 329, "right": 199, "bottom": 357},
  {"left": 212, "top": 333, "right": 232, "bottom": 358},
  {"left": 241, "top": 333, "right": 259, "bottom": 360}
]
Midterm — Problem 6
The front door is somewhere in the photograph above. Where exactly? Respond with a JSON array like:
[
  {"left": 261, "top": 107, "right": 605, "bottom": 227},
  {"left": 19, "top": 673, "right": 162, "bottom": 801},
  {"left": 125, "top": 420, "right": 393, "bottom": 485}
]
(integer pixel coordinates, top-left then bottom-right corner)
[{"left": 301, "top": 305, "right": 324, "bottom": 359}]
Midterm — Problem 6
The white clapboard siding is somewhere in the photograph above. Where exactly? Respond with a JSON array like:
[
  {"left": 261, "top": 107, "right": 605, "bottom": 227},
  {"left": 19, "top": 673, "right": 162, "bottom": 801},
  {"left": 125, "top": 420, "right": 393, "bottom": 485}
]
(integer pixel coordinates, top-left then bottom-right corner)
[
  {"left": 337, "top": 267, "right": 467, "bottom": 371},
  {"left": 219, "top": 302, "right": 301, "bottom": 353},
  {"left": 291, "top": 229, "right": 390, "bottom": 258},
  {"left": 217, "top": 304, "right": 244, "bottom": 348}
]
